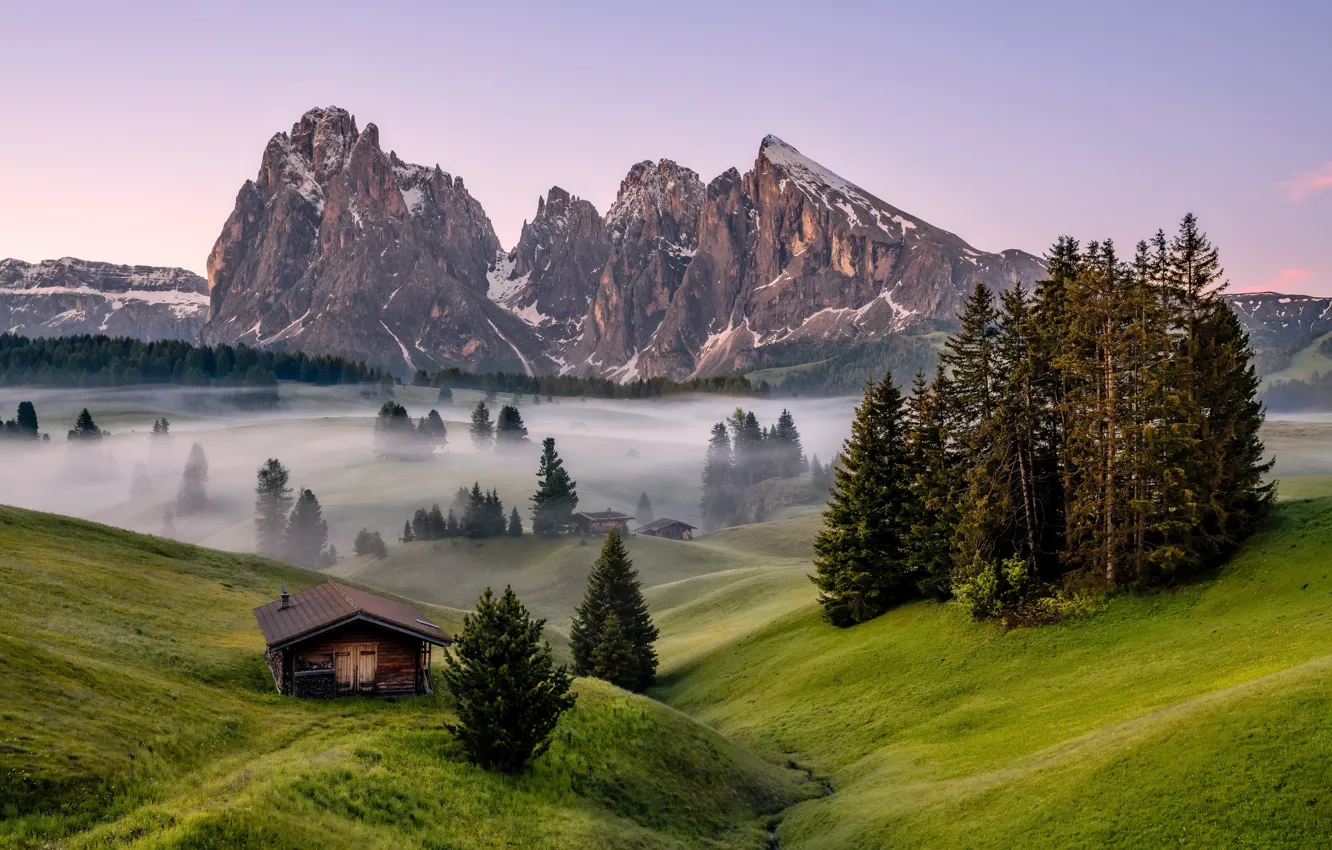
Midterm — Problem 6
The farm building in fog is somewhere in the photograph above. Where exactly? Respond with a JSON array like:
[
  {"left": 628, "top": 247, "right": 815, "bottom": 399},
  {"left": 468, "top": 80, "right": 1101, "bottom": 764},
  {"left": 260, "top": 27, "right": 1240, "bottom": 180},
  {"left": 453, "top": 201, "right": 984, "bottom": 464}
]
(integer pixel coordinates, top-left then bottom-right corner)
[
  {"left": 636, "top": 518, "right": 696, "bottom": 540},
  {"left": 573, "top": 509, "right": 633, "bottom": 535}
]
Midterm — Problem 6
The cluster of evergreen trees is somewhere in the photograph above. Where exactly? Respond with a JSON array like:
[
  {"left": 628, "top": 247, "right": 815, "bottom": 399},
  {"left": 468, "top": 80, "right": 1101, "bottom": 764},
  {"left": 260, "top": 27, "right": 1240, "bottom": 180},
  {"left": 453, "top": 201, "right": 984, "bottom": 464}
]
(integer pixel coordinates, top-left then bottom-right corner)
[
  {"left": 416, "top": 366, "right": 762, "bottom": 399},
  {"left": 466, "top": 401, "right": 529, "bottom": 449},
  {"left": 402, "top": 483, "right": 522, "bottom": 541},
  {"left": 373, "top": 401, "right": 447, "bottom": 459},
  {"left": 1260, "top": 372, "right": 1332, "bottom": 412},
  {"left": 813, "top": 216, "right": 1273, "bottom": 625},
  {"left": 699, "top": 408, "right": 806, "bottom": 529},
  {"left": 253, "top": 458, "right": 338, "bottom": 566},
  {"left": 0, "top": 333, "right": 385, "bottom": 388},
  {"left": 0, "top": 401, "right": 43, "bottom": 440},
  {"left": 352, "top": 528, "right": 389, "bottom": 558}
]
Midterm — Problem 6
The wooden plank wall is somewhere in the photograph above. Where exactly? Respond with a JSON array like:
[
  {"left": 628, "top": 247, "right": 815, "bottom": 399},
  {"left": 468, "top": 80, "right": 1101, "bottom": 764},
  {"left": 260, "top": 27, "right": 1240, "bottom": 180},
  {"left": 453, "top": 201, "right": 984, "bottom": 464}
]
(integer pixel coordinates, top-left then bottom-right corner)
[{"left": 294, "top": 624, "right": 419, "bottom": 695}]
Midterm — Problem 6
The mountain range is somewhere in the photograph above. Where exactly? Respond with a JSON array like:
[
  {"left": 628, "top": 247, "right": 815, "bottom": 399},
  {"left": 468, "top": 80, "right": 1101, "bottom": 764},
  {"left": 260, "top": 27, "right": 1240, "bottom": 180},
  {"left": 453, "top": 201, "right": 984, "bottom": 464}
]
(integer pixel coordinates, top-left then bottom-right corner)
[
  {"left": 200, "top": 106, "right": 1045, "bottom": 379},
  {"left": 3, "top": 106, "right": 1320, "bottom": 383}
]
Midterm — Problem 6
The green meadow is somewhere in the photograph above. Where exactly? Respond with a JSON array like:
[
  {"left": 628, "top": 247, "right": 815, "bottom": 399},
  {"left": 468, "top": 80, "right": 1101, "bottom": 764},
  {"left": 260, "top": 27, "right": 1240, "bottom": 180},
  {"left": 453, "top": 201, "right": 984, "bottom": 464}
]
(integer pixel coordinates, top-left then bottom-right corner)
[{"left": 4, "top": 444, "right": 1332, "bottom": 847}]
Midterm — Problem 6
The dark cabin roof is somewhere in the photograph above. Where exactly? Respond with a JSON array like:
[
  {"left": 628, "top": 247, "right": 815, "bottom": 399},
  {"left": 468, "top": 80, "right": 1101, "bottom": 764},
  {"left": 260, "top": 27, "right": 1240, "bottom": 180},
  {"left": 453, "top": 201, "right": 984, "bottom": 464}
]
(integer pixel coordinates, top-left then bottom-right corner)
[
  {"left": 574, "top": 509, "right": 632, "bottom": 521},
  {"left": 253, "top": 581, "right": 450, "bottom": 650},
  {"left": 637, "top": 517, "right": 696, "bottom": 533}
]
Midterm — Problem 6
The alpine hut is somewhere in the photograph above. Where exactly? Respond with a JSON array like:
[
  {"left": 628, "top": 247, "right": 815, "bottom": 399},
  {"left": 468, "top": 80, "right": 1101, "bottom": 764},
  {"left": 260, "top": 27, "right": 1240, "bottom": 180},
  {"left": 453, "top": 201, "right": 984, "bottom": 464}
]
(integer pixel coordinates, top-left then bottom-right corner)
[
  {"left": 254, "top": 581, "right": 450, "bottom": 698},
  {"left": 572, "top": 508, "right": 633, "bottom": 535},
  {"left": 636, "top": 517, "right": 696, "bottom": 540}
]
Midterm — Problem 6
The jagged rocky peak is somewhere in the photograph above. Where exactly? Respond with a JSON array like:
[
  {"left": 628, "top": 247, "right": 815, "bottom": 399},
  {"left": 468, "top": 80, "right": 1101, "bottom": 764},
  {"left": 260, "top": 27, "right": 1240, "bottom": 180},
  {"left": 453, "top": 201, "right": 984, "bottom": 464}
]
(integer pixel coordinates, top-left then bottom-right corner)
[
  {"left": 605, "top": 159, "right": 705, "bottom": 248},
  {"left": 202, "top": 106, "right": 534, "bottom": 377},
  {"left": 511, "top": 186, "right": 605, "bottom": 279}
]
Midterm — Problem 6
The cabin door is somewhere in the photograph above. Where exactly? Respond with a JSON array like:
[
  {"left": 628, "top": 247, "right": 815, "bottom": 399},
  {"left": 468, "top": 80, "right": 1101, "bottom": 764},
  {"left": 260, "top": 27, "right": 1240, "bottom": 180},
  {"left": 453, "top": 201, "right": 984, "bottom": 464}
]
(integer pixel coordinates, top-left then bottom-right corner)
[
  {"left": 334, "top": 650, "right": 354, "bottom": 694},
  {"left": 356, "top": 646, "right": 378, "bottom": 692}
]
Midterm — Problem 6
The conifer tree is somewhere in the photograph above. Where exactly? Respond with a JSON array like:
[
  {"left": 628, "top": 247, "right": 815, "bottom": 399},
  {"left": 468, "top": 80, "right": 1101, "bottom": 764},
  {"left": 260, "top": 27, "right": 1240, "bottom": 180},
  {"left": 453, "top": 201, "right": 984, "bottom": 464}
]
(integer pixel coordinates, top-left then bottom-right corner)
[
  {"left": 570, "top": 530, "right": 659, "bottom": 691},
  {"left": 700, "top": 422, "right": 738, "bottom": 530},
  {"left": 495, "top": 404, "right": 529, "bottom": 445},
  {"left": 635, "top": 492, "right": 653, "bottom": 526},
  {"left": 811, "top": 372, "right": 916, "bottom": 625},
  {"left": 774, "top": 408, "right": 807, "bottom": 478},
  {"left": 902, "top": 369, "right": 959, "bottom": 599},
  {"left": 418, "top": 409, "right": 448, "bottom": 446},
  {"left": 443, "top": 586, "right": 575, "bottom": 773},
  {"left": 68, "top": 408, "right": 103, "bottom": 441},
  {"left": 508, "top": 506, "right": 523, "bottom": 537},
  {"left": 353, "top": 528, "right": 388, "bottom": 557},
  {"left": 284, "top": 488, "right": 331, "bottom": 567},
  {"left": 16, "top": 401, "right": 37, "bottom": 437},
  {"left": 446, "top": 509, "right": 460, "bottom": 537},
  {"left": 531, "top": 438, "right": 578, "bottom": 535},
  {"left": 428, "top": 503, "right": 447, "bottom": 538},
  {"left": 402, "top": 520, "right": 415, "bottom": 543},
  {"left": 254, "top": 458, "right": 293, "bottom": 558},
  {"left": 160, "top": 508, "right": 177, "bottom": 539},
  {"left": 177, "top": 442, "right": 209, "bottom": 515},
  {"left": 470, "top": 401, "right": 494, "bottom": 449},
  {"left": 462, "top": 482, "right": 487, "bottom": 538},
  {"left": 412, "top": 507, "right": 431, "bottom": 541}
]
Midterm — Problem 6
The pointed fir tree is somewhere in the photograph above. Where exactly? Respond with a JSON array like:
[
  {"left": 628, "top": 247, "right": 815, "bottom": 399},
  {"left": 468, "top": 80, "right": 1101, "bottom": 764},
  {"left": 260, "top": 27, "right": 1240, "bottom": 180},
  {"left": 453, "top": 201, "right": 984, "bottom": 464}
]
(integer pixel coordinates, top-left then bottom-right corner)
[
  {"left": 68, "top": 408, "right": 103, "bottom": 441},
  {"left": 284, "top": 488, "right": 330, "bottom": 567},
  {"left": 462, "top": 482, "right": 487, "bottom": 538},
  {"left": 495, "top": 404, "right": 529, "bottom": 445},
  {"left": 635, "top": 491, "right": 654, "bottom": 526},
  {"left": 470, "top": 400, "right": 494, "bottom": 449},
  {"left": 443, "top": 586, "right": 575, "bottom": 773},
  {"left": 15, "top": 401, "right": 38, "bottom": 438},
  {"left": 811, "top": 372, "right": 916, "bottom": 625},
  {"left": 570, "top": 530, "right": 659, "bottom": 691},
  {"left": 446, "top": 508, "right": 460, "bottom": 537},
  {"left": 177, "top": 442, "right": 209, "bottom": 515},
  {"left": 254, "top": 458, "right": 293, "bottom": 558},
  {"left": 401, "top": 519, "right": 415, "bottom": 543},
  {"left": 700, "top": 422, "right": 738, "bottom": 530},
  {"left": 531, "top": 438, "right": 578, "bottom": 535},
  {"left": 774, "top": 408, "right": 807, "bottom": 478},
  {"left": 508, "top": 506, "right": 523, "bottom": 537},
  {"left": 902, "top": 368, "right": 959, "bottom": 599}
]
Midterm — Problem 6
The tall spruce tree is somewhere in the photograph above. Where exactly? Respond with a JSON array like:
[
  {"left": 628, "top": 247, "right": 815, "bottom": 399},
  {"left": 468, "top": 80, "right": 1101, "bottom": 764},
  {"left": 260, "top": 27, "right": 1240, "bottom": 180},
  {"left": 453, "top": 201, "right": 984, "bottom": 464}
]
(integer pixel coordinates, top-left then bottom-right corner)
[
  {"left": 700, "top": 422, "right": 738, "bottom": 530},
  {"left": 570, "top": 530, "right": 659, "bottom": 691},
  {"left": 508, "top": 506, "right": 523, "bottom": 537},
  {"left": 902, "top": 369, "right": 959, "bottom": 599},
  {"left": 284, "top": 488, "right": 331, "bottom": 567},
  {"left": 811, "top": 372, "right": 916, "bottom": 625},
  {"left": 774, "top": 409, "right": 807, "bottom": 478},
  {"left": 495, "top": 405, "right": 529, "bottom": 445},
  {"left": 177, "top": 442, "right": 209, "bottom": 515},
  {"left": 254, "top": 458, "right": 293, "bottom": 558},
  {"left": 443, "top": 586, "right": 575, "bottom": 773},
  {"left": 469, "top": 401, "right": 494, "bottom": 449},
  {"left": 68, "top": 408, "right": 103, "bottom": 441},
  {"left": 531, "top": 438, "right": 578, "bottom": 535},
  {"left": 635, "top": 492, "right": 653, "bottom": 526},
  {"left": 462, "top": 482, "right": 487, "bottom": 538}
]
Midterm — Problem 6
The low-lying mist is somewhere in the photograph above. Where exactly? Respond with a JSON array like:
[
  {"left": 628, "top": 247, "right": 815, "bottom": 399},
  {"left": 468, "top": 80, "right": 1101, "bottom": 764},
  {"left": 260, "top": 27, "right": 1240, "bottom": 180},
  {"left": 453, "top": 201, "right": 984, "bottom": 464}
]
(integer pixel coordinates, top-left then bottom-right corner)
[{"left": 0, "top": 383, "right": 859, "bottom": 557}]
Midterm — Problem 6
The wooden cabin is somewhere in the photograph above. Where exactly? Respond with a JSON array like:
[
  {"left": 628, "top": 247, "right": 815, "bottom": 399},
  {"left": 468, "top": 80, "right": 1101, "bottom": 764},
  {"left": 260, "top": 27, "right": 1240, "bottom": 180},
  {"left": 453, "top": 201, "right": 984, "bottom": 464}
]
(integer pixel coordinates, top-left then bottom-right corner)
[
  {"left": 572, "top": 509, "right": 633, "bottom": 535},
  {"left": 253, "top": 581, "right": 450, "bottom": 698},
  {"left": 636, "top": 518, "right": 696, "bottom": 540}
]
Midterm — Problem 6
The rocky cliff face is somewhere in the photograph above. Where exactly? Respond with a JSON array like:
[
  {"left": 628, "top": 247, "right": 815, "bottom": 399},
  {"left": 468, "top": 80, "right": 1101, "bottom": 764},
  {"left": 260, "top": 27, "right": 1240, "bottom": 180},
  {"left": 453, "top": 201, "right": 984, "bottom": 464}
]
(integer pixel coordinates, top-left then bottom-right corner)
[
  {"left": 487, "top": 187, "right": 608, "bottom": 349},
  {"left": 201, "top": 109, "right": 1046, "bottom": 380},
  {"left": 202, "top": 106, "right": 540, "bottom": 375},
  {"left": 0, "top": 257, "right": 207, "bottom": 341},
  {"left": 630, "top": 136, "right": 1045, "bottom": 378}
]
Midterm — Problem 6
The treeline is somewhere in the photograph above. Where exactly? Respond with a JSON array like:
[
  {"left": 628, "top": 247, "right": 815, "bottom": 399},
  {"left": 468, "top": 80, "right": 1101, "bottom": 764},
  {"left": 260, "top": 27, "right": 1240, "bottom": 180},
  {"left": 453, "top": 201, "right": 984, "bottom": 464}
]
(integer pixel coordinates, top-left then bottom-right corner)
[
  {"left": 0, "top": 333, "right": 387, "bottom": 388},
  {"left": 1261, "top": 373, "right": 1332, "bottom": 412},
  {"left": 813, "top": 215, "right": 1273, "bottom": 626},
  {"left": 751, "top": 336, "right": 945, "bottom": 398},
  {"left": 415, "top": 366, "right": 762, "bottom": 399},
  {"left": 699, "top": 407, "right": 808, "bottom": 529},
  {"left": 401, "top": 483, "right": 522, "bottom": 541}
]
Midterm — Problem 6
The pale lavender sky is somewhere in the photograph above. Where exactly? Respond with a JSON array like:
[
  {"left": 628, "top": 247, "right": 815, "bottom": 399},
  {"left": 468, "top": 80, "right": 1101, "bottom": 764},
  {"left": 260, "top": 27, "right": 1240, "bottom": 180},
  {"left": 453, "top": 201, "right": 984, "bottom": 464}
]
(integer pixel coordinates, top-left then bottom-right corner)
[{"left": 2, "top": 0, "right": 1329, "bottom": 294}]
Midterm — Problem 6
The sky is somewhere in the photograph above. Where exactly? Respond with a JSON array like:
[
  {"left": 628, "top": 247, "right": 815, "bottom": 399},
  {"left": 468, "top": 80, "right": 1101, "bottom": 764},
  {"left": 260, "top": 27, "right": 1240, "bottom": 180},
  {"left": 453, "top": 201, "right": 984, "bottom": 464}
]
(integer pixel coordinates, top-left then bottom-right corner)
[{"left": 2, "top": 0, "right": 1329, "bottom": 294}]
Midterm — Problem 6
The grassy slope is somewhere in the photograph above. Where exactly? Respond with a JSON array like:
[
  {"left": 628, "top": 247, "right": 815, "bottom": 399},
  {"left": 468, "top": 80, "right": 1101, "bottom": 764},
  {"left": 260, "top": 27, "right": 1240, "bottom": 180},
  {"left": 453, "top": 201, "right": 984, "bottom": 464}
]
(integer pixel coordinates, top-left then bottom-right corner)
[
  {"left": 1261, "top": 329, "right": 1332, "bottom": 386},
  {"left": 652, "top": 496, "right": 1332, "bottom": 848},
  {"left": 0, "top": 506, "right": 809, "bottom": 849}
]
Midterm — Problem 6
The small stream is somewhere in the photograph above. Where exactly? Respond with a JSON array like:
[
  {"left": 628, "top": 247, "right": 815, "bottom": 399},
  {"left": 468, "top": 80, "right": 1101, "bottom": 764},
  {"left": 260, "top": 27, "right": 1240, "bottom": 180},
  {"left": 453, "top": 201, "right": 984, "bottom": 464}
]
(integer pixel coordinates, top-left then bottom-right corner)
[{"left": 766, "top": 762, "right": 834, "bottom": 848}]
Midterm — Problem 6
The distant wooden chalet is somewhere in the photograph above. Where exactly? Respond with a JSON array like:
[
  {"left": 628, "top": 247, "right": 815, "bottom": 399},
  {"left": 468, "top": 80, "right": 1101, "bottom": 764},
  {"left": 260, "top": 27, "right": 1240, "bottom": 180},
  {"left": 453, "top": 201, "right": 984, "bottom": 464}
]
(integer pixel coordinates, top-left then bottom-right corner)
[
  {"left": 572, "top": 509, "right": 633, "bottom": 535},
  {"left": 636, "top": 518, "right": 696, "bottom": 540},
  {"left": 254, "top": 581, "right": 450, "bottom": 698}
]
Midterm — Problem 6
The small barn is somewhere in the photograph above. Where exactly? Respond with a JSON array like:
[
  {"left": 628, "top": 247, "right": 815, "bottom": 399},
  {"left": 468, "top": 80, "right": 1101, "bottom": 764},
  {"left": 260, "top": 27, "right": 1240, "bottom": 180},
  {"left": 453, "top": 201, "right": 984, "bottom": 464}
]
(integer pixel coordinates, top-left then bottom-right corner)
[
  {"left": 636, "top": 518, "right": 696, "bottom": 540},
  {"left": 254, "top": 581, "right": 450, "bottom": 698},
  {"left": 572, "top": 509, "right": 633, "bottom": 535}
]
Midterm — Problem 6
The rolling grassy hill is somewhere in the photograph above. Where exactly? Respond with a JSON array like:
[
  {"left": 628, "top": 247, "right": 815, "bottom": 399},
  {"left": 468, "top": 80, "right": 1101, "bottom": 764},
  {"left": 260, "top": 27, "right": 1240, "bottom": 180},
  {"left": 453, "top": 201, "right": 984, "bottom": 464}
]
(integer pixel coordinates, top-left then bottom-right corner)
[
  {"left": 0, "top": 505, "right": 811, "bottom": 849},
  {"left": 7, "top": 478, "right": 1332, "bottom": 847},
  {"left": 650, "top": 490, "right": 1332, "bottom": 848}
]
